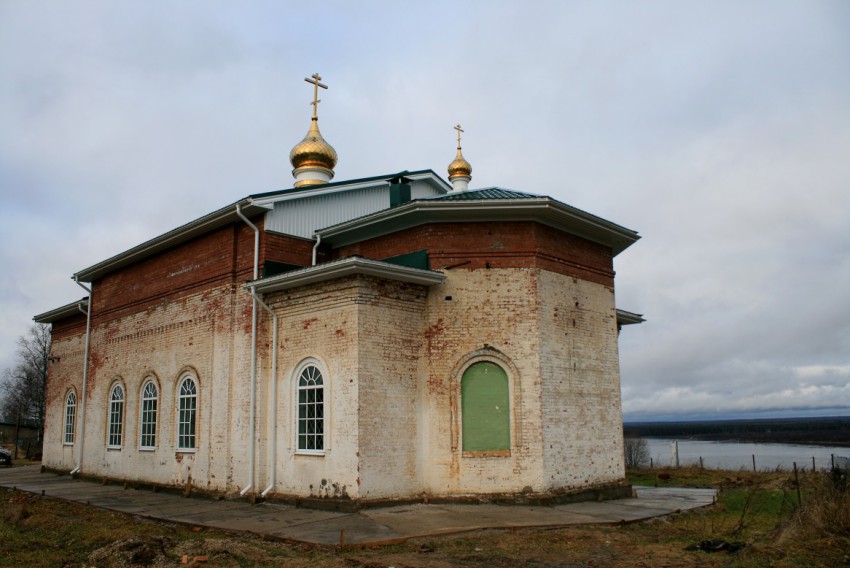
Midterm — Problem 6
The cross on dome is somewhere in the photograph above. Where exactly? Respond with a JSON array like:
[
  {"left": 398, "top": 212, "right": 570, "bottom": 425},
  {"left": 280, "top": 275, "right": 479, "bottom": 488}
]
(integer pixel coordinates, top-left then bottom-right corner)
[
  {"left": 454, "top": 124, "right": 464, "bottom": 149},
  {"left": 304, "top": 73, "right": 328, "bottom": 120}
]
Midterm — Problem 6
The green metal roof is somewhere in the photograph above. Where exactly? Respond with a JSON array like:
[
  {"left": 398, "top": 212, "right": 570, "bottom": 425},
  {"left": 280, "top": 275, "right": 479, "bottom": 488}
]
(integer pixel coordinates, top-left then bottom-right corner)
[{"left": 428, "top": 187, "right": 541, "bottom": 200}]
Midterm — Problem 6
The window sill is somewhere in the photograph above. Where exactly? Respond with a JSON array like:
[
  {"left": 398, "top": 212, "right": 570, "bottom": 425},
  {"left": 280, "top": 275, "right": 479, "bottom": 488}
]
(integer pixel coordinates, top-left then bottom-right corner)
[
  {"left": 462, "top": 450, "right": 511, "bottom": 458},
  {"left": 295, "top": 450, "right": 325, "bottom": 457},
  {"left": 176, "top": 449, "right": 196, "bottom": 454},
  {"left": 139, "top": 447, "right": 156, "bottom": 452},
  {"left": 106, "top": 446, "right": 122, "bottom": 451}
]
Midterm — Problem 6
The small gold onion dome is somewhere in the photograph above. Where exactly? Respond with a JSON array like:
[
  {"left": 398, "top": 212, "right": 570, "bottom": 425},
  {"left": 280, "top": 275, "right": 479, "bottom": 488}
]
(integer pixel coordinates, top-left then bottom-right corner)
[
  {"left": 289, "top": 118, "right": 338, "bottom": 185},
  {"left": 448, "top": 147, "right": 472, "bottom": 179}
]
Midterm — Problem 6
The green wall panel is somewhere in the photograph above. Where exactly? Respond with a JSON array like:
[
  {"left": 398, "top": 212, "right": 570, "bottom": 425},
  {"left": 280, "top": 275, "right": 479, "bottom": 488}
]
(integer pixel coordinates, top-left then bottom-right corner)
[{"left": 461, "top": 362, "right": 510, "bottom": 451}]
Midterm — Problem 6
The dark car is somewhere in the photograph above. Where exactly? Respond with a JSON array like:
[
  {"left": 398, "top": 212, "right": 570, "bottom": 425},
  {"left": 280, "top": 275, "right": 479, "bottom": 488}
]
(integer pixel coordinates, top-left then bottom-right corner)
[{"left": 0, "top": 448, "right": 12, "bottom": 467}]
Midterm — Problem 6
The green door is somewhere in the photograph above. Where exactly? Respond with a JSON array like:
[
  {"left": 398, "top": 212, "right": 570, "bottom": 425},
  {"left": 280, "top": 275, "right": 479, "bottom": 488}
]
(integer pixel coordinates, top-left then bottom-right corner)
[{"left": 461, "top": 362, "right": 510, "bottom": 451}]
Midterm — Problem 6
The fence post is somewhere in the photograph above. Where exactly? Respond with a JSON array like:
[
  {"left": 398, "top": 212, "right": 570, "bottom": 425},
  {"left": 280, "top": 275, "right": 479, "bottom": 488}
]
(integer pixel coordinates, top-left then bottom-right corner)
[
  {"left": 752, "top": 454, "right": 756, "bottom": 472},
  {"left": 793, "top": 462, "right": 802, "bottom": 506},
  {"left": 812, "top": 456, "right": 816, "bottom": 472},
  {"left": 699, "top": 457, "right": 704, "bottom": 470}
]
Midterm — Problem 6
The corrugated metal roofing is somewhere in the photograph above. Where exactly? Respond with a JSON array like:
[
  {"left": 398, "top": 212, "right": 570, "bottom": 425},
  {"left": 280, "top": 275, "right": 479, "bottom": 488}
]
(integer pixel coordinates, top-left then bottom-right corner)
[
  {"left": 428, "top": 187, "right": 542, "bottom": 201},
  {"left": 265, "top": 179, "right": 442, "bottom": 238}
]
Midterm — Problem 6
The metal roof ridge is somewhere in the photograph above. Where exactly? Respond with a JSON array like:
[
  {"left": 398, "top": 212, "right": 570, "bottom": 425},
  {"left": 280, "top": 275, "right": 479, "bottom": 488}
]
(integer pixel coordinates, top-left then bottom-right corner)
[{"left": 248, "top": 169, "right": 450, "bottom": 200}]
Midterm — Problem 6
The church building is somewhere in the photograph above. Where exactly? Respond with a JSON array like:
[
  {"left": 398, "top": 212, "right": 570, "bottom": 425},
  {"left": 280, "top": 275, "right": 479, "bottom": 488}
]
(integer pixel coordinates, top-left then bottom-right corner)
[{"left": 35, "top": 74, "right": 643, "bottom": 505}]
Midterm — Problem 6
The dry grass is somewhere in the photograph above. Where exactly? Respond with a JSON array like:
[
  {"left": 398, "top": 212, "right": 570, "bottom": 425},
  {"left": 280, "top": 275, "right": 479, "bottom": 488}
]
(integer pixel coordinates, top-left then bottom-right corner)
[{"left": 775, "top": 472, "right": 850, "bottom": 563}]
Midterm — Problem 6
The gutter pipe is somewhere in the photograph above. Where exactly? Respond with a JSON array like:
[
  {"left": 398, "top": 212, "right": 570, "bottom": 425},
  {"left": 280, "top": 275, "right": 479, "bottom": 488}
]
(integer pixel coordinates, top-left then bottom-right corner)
[
  {"left": 236, "top": 203, "right": 259, "bottom": 496},
  {"left": 71, "top": 278, "right": 93, "bottom": 476},
  {"left": 252, "top": 289, "right": 278, "bottom": 497},
  {"left": 311, "top": 233, "right": 321, "bottom": 266}
]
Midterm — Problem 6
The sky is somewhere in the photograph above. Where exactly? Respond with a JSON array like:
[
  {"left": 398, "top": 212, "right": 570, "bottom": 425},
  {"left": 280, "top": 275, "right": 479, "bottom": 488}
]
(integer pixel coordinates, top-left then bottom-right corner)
[{"left": 1, "top": 0, "right": 849, "bottom": 422}]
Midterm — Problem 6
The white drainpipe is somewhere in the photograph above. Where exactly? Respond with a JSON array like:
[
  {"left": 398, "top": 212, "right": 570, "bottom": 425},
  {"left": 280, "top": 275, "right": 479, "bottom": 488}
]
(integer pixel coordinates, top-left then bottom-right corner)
[
  {"left": 71, "top": 278, "right": 93, "bottom": 476},
  {"left": 312, "top": 233, "right": 321, "bottom": 266},
  {"left": 236, "top": 203, "right": 259, "bottom": 496},
  {"left": 253, "top": 288, "right": 278, "bottom": 497}
]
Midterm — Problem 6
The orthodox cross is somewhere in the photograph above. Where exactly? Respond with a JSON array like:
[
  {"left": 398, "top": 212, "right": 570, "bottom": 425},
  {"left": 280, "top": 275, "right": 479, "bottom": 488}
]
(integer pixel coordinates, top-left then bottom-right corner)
[
  {"left": 454, "top": 123, "right": 464, "bottom": 149},
  {"left": 304, "top": 73, "right": 328, "bottom": 119}
]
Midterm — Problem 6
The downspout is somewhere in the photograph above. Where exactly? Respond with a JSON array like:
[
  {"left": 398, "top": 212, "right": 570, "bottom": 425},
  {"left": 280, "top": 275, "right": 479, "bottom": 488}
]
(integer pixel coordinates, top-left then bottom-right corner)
[
  {"left": 71, "top": 278, "right": 93, "bottom": 476},
  {"left": 236, "top": 203, "right": 259, "bottom": 496},
  {"left": 312, "top": 233, "right": 321, "bottom": 266},
  {"left": 252, "top": 289, "right": 278, "bottom": 497}
]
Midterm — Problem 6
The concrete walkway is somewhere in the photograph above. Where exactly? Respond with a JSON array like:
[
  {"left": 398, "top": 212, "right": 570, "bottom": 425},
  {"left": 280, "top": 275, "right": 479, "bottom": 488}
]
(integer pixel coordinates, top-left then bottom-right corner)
[{"left": 0, "top": 466, "right": 716, "bottom": 546}]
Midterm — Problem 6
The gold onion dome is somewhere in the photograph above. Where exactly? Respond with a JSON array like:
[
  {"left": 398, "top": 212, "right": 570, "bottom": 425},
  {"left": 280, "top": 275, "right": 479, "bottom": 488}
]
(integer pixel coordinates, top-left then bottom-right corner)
[
  {"left": 290, "top": 73, "right": 337, "bottom": 187},
  {"left": 448, "top": 124, "right": 472, "bottom": 191},
  {"left": 448, "top": 147, "right": 472, "bottom": 179},
  {"left": 289, "top": 118, "right": 338, "bottom": 172}
]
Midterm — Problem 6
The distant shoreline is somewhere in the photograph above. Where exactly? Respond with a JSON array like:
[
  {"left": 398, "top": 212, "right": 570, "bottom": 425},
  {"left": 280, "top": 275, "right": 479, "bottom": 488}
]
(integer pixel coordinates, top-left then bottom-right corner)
[
  {"left": 642, "top": 434, "right": 850, "bottom": 447},
  {"left": 623, "top": 415, "right": 850, "bottom": 447}
]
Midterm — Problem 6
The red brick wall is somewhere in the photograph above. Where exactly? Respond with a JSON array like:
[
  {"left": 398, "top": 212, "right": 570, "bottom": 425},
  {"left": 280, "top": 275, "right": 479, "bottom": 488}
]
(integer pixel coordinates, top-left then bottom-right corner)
[
  {"left": 90, "top": 216, "right": 262, "bottom": 322},
  {"left": 334, "top": 222, "right": 614, "bottom": 287},
  {"left": 261, "top": 231, "right": 321, "bottom": 268},
  {"left": 51, "top": 313, "right": 88, "bottom": 341}
]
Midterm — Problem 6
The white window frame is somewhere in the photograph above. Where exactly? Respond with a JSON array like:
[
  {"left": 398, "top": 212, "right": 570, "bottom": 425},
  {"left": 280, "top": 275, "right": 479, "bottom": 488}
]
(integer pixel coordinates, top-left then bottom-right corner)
[
  {"left": 177, "top": 374, "right": 198, "bottom": 452},
  {"left": 63, "top": 391, "right": 76, "bottom": 445},
  {"left": 294, "top": 359, "right": 327, "bottom": 455},
  {"left": 107, "top": 383, "right": 125, "bottom": 449},
  {"left": 139, "top": 380, "right": 158, "bottom": 450}
]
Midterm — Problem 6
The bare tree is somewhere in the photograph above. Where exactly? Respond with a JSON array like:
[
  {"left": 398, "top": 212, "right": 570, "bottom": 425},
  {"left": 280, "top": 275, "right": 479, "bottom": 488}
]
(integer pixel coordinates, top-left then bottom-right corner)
[
  {"left": 623, "top": 436, "right": 649, "bottom": 469},
  {"left": 1, "top": 323, "right": 51, "bottom": 449}
]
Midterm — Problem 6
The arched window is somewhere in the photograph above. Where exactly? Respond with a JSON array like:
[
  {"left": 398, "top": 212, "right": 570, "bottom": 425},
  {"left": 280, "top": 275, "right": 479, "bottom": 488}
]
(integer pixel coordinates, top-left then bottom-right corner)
[
  {"left": 64, "top": 391, "right": 76, "bottom": 445},
  {"left": 140, "top": 381, "right": 158, "bottom": 449},
  {"left": 108, "top": 384, "right": 125, "bottom": 448},
  {"left": 461, "top": 361, "right": 510, "bottom": 452},
  {"left": 177, "top": 375, "right": 197, "bottom": 450},
  {"left": 297, "top": 364, "right": 324, "bottom": 452}
]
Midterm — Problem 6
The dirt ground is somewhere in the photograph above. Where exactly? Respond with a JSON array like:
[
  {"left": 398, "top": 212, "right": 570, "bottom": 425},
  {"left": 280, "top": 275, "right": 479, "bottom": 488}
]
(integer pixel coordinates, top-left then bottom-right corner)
[{"left": 3, "top": 467, "right": 849, "bottom": 567}]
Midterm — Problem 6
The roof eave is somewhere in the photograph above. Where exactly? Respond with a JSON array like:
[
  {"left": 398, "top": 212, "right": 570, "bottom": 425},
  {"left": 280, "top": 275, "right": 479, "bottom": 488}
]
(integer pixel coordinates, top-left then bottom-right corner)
[
  {"left": 34, "top": 298, "right": 88, "bottom": 324},
  {"left": 248, "top": 256, "right": 445, "bottom": 294},
  {"left": 73, "top": 199, "right": 270, "bottom": 282},
  {"left": 616, "top": 309, "right": 646, "bottom": 326},
  {"left": 317, "top": 198, "right": 640, "bottom": 256}
]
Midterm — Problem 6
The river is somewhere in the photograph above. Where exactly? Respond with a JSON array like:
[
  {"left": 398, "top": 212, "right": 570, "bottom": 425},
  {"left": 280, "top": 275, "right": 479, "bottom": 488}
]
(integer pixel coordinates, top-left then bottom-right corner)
[{"left": 643, "top": 438, "right": 850, "bottom": 471}]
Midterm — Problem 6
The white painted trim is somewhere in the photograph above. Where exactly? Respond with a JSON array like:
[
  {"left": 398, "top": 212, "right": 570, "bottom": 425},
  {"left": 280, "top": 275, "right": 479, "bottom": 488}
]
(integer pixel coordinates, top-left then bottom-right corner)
[
  {"left": 138, "top": 378, "right": 160, "bottom": 451},
  {"left": 291, "top": 357, "right": 330, "bottom": 456},
  {"left": 175, "top": 373, "right": 199, "bottom": 452}
]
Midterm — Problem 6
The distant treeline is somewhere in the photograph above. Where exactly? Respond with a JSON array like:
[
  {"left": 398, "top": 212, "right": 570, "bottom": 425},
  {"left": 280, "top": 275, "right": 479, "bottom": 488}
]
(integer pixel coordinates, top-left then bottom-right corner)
[{"left": 623, "top": 416, "right": 850, "bottom": 446}]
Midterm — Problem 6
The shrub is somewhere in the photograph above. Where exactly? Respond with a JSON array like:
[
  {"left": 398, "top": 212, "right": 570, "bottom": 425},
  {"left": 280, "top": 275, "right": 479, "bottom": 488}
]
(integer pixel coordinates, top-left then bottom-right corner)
[{"left": 624, "top": 436, "right": 649, "bottom": 469}]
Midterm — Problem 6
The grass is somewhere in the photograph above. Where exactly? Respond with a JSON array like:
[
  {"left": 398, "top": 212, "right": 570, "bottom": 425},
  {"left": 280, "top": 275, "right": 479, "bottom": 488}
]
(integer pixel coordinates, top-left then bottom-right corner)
[{"left": 1, "top": 465, "right": 848, "bottom": 566}]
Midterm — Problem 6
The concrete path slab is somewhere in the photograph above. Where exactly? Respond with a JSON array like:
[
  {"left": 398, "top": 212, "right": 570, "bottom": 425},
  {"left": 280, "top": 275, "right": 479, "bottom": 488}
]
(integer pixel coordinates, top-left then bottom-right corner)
[
  {"left": 269, "top": 513, "right": 405, "bottom": 545},
  {"left": 0, "top": 466, "right": 717, "bottom": 546}
]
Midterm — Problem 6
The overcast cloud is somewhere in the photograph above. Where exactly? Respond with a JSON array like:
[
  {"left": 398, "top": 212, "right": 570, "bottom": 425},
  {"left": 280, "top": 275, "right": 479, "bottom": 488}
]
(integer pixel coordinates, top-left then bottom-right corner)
[{"left": 2, "top": 0, "right": 848, "bottom": 421}]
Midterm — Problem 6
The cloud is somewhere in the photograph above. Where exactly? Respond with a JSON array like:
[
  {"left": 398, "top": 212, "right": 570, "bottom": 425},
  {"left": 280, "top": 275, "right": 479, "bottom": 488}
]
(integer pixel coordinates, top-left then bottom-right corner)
[{"left": 1, "top": 0, "right": 849, "bottom": 419}]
